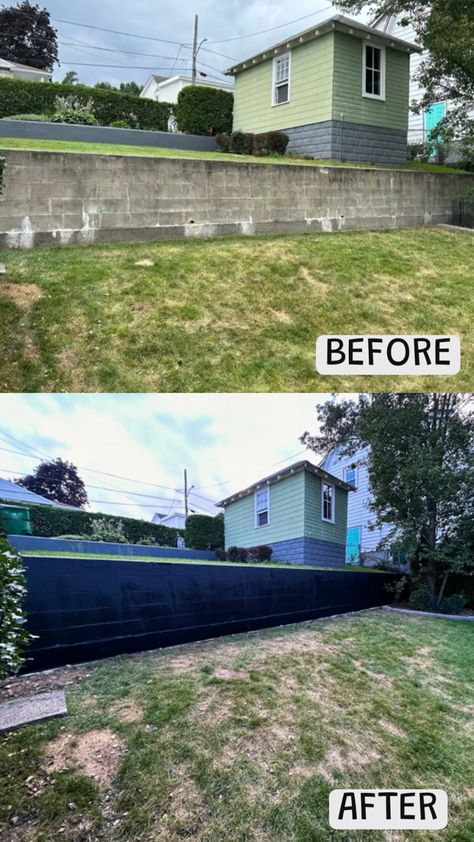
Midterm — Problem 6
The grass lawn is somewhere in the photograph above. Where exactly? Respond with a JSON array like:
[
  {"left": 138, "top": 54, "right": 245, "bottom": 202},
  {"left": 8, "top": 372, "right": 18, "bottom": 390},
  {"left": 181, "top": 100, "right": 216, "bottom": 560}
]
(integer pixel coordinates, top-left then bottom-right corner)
[
  {"left": 1, "top": 610, "right": 473, "bottom": 841},
  {"left": 0, "top": 136, "right": 470, "bottom": 173},
  {"left": 0, "top": 227, "right": 472, "bottom": 392},
  {"left": 19, "top": 550, "right": 383, "bottom": 573}
]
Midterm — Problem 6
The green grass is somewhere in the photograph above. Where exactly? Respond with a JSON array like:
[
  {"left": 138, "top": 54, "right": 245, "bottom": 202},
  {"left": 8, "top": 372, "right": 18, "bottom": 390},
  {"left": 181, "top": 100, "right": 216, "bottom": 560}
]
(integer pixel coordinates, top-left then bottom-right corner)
[
  {"left": 19, "top": 549, "right": 384, "bottom": 573},
  {"left": 0, "top": 136, "right": 470, "bottom": 173},
  {"left": 1, "top": 611, "right": 473, "bottom": 841},
  {"left": 0, "top": 227, "right": 472, "bottom": 392}
]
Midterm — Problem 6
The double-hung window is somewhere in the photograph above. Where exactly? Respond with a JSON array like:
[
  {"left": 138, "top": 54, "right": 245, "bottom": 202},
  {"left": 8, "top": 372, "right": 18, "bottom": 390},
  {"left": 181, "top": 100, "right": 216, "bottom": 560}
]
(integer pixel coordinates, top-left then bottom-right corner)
[
  {"left": 344, "top": 466, "right": 357, "bottom": 488},
  {"left": 273, "top": 53, "right": 290, "bottom": 105},
  {"left": 255, "top": 488, "right": 269, "bottom": 527},
  {"left": 322, "top": 482, "right": 335, "bottom": 523},
  {"left": 363, "top": 44, "right": 385, "bottom": 100}
]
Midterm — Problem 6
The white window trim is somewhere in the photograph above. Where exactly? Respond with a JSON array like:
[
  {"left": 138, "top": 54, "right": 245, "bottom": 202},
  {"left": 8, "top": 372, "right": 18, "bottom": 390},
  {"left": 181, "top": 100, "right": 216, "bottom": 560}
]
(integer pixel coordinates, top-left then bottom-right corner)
[
  {"left": 344, "top": 466, "right": 358, "bottom": 488},
  {"left": 271, "top": 51, "right": 291, "bottom": 107},
  {"left": 362, "top": 42, "right": 386, "bottom": 101},
  {"left": 321, "top": 482, "right": 336, "bottom": 524},
  {"left": 254, "top": 486, "right": 270, "bottom": 528}
]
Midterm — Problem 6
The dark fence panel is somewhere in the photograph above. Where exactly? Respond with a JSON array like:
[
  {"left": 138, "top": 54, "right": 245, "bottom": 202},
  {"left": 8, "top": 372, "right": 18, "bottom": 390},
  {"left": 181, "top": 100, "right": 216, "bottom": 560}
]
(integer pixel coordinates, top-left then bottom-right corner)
[
  {"left": 23, "top": 555, "right": 397, "bottom": 671},
  {"left": 10, "top": 534, "right": 216, "bottom": 560},
  {"left": 0, "top": 119, "right": 218, "bottom": 151}
]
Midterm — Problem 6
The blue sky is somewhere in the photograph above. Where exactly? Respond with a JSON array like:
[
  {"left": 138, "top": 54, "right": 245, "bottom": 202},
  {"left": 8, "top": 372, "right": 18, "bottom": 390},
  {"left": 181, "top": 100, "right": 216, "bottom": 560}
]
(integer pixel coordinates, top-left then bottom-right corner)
[
  {"left": 38, "top": 1, "right": 370, "bottom": 88},
  {"left": 0, "top": 393, "right": 338, "bottom": 519}
]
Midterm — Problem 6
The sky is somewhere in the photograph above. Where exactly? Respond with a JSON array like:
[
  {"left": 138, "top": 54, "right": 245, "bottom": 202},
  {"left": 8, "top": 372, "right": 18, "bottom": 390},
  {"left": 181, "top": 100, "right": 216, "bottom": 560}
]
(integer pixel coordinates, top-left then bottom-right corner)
[
  {"left": 37, "top": 0, "right": 370, "bottom": 88},
  {"left": 0, "top": 393, "right": 344, "bottom": 520}
]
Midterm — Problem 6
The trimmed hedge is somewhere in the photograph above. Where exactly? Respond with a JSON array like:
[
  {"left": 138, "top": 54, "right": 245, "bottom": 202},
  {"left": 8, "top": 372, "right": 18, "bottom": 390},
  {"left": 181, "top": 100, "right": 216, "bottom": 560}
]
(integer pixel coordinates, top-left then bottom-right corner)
[
  {"left": 216, "top": 130, "right": 290, "bottom": 157},
  {"left": 185, "top": 513, "right": 224, "bottom": 551},
  {"left": 0, "top": 77, "right": 172, "bottom": 130},
  {"left": 175, "top": 85, "right": 233, "bottom": 135},
  {"left": 0, "top": 500, "right": 181, "bottom": 546}
]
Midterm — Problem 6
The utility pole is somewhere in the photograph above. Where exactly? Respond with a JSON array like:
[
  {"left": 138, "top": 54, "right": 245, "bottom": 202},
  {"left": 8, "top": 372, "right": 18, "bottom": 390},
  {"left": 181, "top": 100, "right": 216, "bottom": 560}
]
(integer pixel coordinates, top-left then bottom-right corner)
[
  {"left": 192, "top": 14, "right": 199, "bottom": 85},
  {"left": 183, "top": 468, "right": 195, "bottom": 519},
  {"left": 191, "top": 14, "right": 207, "bottom": 85}
]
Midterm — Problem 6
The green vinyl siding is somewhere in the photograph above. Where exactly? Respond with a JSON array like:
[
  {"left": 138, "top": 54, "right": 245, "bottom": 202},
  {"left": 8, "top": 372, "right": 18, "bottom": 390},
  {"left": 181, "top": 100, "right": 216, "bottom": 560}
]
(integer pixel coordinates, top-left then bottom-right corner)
[
  {"left": 224, "top": 472, "right": 305, "bottom": 548},
  {"left": 232, "top": 32, "right": 334, "bottom": 134},
  {"left": 303, "top": 472, "right": 348, "bottom": 545},
  {"left": 332, "top": 31, "right": 410, "bottom": 129}
]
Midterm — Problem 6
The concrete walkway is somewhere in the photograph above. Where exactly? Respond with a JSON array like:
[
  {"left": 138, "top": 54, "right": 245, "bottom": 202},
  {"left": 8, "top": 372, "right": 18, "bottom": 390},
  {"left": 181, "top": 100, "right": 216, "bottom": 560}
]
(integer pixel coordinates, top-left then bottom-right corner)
[
  {"left": 0, "top": 689, "right": 67, "bottom": 732},
  {"left": 383, "top": 605, "right": 474, "bottom": 621}
]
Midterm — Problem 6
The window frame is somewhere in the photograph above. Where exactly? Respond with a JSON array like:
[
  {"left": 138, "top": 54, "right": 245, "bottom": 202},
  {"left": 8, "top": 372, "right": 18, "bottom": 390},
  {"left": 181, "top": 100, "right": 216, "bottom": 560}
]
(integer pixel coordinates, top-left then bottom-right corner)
[
  {"left": 344, "top": 466, "right": 358, "bottom": 488},
  {"left": 321, "top": 481, "right": 336, "bottom": 524},
  {"left": 255, "top": 486, "right": 270, "bottom": 528},
  {"left": 362, "top": 42, "right": 386, "bottom": 101},
  {"left": 272, "top": 51, "right": 291, "bottom": 107}
]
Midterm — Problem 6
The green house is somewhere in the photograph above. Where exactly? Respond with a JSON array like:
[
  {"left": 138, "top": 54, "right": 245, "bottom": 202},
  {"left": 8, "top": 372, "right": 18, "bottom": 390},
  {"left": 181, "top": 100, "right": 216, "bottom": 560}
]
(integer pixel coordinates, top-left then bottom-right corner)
[
  {"left": 225, "top": 14, "right": 421, "bottom": 165},
  {"left": 218, "top": 461, "right": 354, "bottom": 566}
]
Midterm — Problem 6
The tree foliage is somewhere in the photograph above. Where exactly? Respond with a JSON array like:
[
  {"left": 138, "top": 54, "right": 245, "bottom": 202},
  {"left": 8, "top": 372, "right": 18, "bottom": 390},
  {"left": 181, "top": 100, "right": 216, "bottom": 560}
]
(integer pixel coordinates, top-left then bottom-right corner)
[
  {"left": 336, "top": 0, "right": 474, "bottom": 150},
  {"left": 301, "top": 393, "right": 474, "bottom": 604},
  {"left": 15, "top": 458, "right": 89, "bottom": 508},
  {"left": 0, "top": 0, "right": 58, "bottom": 71},
  {"left": 175, "top": 86, "right": 233, "bottom": 135}
]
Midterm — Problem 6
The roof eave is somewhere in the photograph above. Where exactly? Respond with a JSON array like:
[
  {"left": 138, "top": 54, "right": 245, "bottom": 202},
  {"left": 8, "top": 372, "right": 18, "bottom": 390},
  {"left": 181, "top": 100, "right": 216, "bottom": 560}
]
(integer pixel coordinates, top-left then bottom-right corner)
[{"left": 218, "top": 460, "right": 354, "bottom": 507}]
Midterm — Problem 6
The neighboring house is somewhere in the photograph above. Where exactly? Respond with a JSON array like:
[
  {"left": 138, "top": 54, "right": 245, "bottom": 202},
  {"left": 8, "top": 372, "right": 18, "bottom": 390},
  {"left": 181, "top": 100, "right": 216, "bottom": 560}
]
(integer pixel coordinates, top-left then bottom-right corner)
[
  {"left": 319, "top": 446, "right": 395, "bottom": 564},
  {"left": 372, "top": 12, "right": 474, "bottom": 148},
  {"left": 0, "top": 476, "right": 77, "bottom": 508},
  {"left": 225, "top": 14, "right": 421, "bottom": 165},
  {"left": 218, "top": 460, "right": 353, "bottom": 566},
  {"left": 140, "top": 74, "right": 233, "bottom": 104},
  {"left": 152, "top": 510, "right": 187, "bottom": 530},
  {"left": 0, "top": 57, "right": 51, "bottom": 83}
]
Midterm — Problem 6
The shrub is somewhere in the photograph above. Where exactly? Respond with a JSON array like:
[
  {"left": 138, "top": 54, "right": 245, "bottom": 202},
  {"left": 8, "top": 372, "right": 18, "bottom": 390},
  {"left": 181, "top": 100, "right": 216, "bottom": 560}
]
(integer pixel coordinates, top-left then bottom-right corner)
[
  {"left": 0, "top": 77, "right": 172, "bottom": 130},
  {"left": 215, "top": 132, "right": 231, "bottom": 152},
  {"left": 0, "top": 500, "right": 182, "bottom": 546},
  {"left": 0, "top": 537, "right": 32, "bottom": 678},
  {"left": 52, "top": 95, "right": 98, "bottom": 126},
  {"left": 110, "top": 119, "right": 130, "bottom": 129},
  {"left": 253, "top": 131, "right": 289, "bottom": 156},
  {"left": 227, "top": 546, "right": 248, "bottom": 563},
  {"left": 440, "top": 594, "right": 466, "bottom": 614},
  {"left": 90, "top": 517, "right": 127, "bottom": 543},
  {"left": 229, "top": 131, "right": 255, "bottom": 155},
  {"left": 185, "top": 513, "right": 224, "bottom": 551},
  {"left": 175, "top": 85, "right": 233, "bottom": 135},
  {"left": 409, "top": 587, "right": 434, "bottom": 611},
  {"left": 407, "top": 142, "right": 431, "bottom": 163},
  {"left": 215, "top": 547, "right": 227, "bottom": 560},
  {"left": 54, "top": 534, "right": 91, "bottom": 541},
  {"left": 247, "top": 545, "right": 273, "bottom": 562}
]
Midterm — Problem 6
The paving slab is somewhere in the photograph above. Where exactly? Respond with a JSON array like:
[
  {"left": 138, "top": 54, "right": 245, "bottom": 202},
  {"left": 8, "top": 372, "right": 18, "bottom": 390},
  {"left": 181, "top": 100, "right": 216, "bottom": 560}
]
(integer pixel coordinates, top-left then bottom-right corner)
[
  {"left": 383, "top": 605, "right": 474, "bottom": 621},
  {"left": 0, "top": 689, "right": 67, "bottom": 733}
]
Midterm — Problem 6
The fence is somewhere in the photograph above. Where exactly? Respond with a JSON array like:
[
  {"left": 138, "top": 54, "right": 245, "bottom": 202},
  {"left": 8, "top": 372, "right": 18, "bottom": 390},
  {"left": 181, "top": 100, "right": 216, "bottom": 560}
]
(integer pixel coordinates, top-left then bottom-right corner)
[{"left": 22, "top": 554, "right": 399, "bottom": 670}]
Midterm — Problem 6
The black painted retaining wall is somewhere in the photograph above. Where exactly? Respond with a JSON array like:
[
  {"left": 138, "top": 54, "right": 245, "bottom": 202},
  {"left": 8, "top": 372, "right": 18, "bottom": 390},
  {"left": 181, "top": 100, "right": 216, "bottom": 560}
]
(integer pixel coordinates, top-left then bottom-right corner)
[
  {"left": 23, "top": 555, "right": 397, "bottom": 671},
  {"left": 10, "top": 534, "right": 216, "bottom": 561},
  {"left": 0, "top": 119, "right": 218, "bottom": 151}
]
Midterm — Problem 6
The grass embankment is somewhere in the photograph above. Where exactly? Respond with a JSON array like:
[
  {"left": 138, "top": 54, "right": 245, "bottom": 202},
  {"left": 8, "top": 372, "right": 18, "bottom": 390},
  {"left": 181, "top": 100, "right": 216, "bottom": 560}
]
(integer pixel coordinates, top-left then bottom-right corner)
[
  {"left": 0, "top": 610, "right": 473, "bottom": 841},
  {"left": 0, "top": 136, "right": 469, "bottom": 173},
  {"left": 0, "top": 227, "right": 472, "bottom": 392}
]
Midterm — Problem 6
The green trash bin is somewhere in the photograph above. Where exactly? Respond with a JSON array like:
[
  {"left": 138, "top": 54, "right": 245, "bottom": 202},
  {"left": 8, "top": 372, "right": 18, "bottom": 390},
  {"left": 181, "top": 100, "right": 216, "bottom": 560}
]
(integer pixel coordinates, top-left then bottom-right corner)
[{"left": 0, "top": 504, "right": 32, "bottom": 535}]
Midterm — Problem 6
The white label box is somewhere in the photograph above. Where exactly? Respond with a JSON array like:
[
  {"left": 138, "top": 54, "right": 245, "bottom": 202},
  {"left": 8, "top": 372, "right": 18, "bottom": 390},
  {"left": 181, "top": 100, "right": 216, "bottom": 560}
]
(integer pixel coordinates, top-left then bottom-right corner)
[
  {"left": 316, "top": 335, "right": 461, "bottom": 375},
  {"left": 329, "top": 789, "right": 448, "bottom": 830}
]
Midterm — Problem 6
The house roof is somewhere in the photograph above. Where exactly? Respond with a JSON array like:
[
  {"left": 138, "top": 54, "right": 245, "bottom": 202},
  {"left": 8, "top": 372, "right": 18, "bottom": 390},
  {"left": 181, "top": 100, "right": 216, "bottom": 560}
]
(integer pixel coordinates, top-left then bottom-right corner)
[
  {"left": 217, "top": 460, "right": 355, "bottom": 507},
  {"left": 156, "top": 74, "right": 233, "bottom": 89},
  {"left": 225, "top": 13, "right": 422, "bottom": 75},
  {"left": 0, "top": 476, "right": 79, "bottom": 508},
  {"left": 0, "top": 57, "right": 51, "bottom": 74}
]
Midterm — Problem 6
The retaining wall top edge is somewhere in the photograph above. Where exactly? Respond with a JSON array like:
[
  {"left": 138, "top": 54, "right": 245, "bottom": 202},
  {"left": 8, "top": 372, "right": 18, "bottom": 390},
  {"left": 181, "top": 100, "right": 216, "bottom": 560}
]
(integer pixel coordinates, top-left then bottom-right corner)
[{"left": 0, "top": 146, "right": 472, "bottom": 177}]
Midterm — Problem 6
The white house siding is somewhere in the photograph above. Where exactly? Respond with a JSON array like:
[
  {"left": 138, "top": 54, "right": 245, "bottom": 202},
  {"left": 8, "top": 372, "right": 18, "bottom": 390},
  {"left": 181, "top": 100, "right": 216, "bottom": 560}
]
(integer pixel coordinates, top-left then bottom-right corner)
[
  {"left": 141, "top": 75, "right": 233, "bottom": 104},
  {"left": 373, "top": 15, "right": 474, "bottom": 144},
  {"left": 320, "top": 446, "right": 393, "bottom": 556},
  {"left": 0, "top": 59, "right": 51, "bottom": 83}
]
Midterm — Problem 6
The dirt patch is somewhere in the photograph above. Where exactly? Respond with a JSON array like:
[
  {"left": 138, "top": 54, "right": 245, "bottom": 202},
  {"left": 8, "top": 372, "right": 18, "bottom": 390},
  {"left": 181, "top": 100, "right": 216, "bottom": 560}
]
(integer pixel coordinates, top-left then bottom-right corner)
[
  {"left": 134, "top": 259, "right": 155, "bottom": 267},
  {"left": 317, "top": 737, "right": 381, "bottom": 782},
  {"left": 214, "top": 668, "right": 249, "bottom": 681},
  {"left": 111, "top": 699, "right": 143, "bottom": 723},
  {"left": 0, "top": 283, "right": 42, "bottom": 309},
  {"left": 271, "top": 309, "right": 293, "bottom": 324},
  {"left": 43, "top": 729, "right": 125, "bottom": 787},
  {"left": 0, "top": 666, "right": 90, "bottom": 704}
]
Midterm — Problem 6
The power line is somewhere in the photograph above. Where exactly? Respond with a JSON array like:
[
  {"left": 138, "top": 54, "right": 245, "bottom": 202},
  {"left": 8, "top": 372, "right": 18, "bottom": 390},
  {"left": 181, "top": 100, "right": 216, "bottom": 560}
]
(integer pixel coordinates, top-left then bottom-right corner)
[
  {"left": 206, "top": 4, "right": 335, "bottom": 44},
  {"left": 52, "top": 16, "right": 188, "bottom": 47}
]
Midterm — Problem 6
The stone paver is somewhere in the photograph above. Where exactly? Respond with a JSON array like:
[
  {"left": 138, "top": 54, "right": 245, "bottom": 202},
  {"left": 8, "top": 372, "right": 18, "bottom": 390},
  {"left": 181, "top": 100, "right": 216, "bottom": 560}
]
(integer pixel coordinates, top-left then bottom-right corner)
[{"left": 0, "top": 689, "right": 67, "bottom": 732}]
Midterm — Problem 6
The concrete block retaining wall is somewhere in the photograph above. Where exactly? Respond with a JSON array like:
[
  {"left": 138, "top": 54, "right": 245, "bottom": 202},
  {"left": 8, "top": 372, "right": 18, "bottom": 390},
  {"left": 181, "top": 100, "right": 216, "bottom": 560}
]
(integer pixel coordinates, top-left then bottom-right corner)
[
  {"left": 8, "top": 534, "right": 216, "bottom": 561},
  {"left": 0, "top": 148, "right": 471, "bottom": 249}
]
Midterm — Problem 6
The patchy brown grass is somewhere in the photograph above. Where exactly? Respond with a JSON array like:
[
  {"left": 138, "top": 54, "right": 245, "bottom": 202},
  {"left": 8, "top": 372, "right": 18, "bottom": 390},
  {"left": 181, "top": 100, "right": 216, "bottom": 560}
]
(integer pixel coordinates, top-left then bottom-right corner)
[
  {"left": 0, "top": 282, "right": 41, "bottom": 309},
  {"left": 43, "top": 729, "right": 125, "bottom": 787}
]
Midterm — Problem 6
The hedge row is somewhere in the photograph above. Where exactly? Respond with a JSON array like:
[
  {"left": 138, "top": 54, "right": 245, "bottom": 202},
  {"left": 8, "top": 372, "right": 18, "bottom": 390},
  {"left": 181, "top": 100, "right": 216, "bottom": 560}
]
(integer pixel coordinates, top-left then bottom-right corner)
[
  {"left": 0, "top": 500, "right": 181, "bottom": 546},
  {"left": 185, "top": 513, "right": 224, "bottom": 550},
  {"left": 0, "top": 78, "right": 172, "bottom": 130},
  {"left": 175, "top": 85, "right": 233, "bottom": 136}
]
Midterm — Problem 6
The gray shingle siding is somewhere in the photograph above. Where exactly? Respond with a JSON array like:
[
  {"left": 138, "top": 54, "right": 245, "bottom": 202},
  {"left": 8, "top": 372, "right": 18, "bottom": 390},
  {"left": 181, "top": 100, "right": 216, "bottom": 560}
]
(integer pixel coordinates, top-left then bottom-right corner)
[
  {"left": 269, "top": 536, "right": 345, "bottom": 566},
  {"left": 284, "top": 120, "right": 407, "bottom": 165}
]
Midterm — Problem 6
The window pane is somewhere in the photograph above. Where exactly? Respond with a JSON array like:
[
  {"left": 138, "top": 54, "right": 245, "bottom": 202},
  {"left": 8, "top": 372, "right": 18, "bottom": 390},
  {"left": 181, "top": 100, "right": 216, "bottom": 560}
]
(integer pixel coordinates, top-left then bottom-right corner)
[
  {"left": 373, "top": 71, "right": 380, "bottom": 96},
  {"left": 373, "top": 48, "right": 381, "bottom": 70},
  {"left": 276, "top": 56, "right": 289, "bottom": 82},
  {"left": 256, "top": 489, "right": 268, "bottom": 511},
  {"left": 366, "top": 69, "right": 373, "bottom": 94},
  {"left": 366, "top": 45, "right": 373, "bottom": 68},
  {"left": 276, "top": 83, "right": 289, "bottom": 103},
  {"left": 258, "top": 510, "right": 268, "bottom": 527}
]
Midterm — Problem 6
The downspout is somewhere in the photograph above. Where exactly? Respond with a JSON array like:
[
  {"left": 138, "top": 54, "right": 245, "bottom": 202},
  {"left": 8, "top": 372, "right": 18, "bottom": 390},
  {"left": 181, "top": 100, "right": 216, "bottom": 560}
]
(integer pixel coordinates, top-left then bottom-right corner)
[{"left": 340, "top": 112, "right": 344, "bottom": 162}]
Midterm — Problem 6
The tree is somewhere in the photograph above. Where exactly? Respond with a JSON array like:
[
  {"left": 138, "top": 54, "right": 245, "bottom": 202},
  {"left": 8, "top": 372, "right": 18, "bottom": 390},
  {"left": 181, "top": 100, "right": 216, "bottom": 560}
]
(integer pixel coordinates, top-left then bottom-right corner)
[
  {"left": 301, "top": 393, "right": 474, "bottom": 605},
  {"left": 119, "top": 81, "right": 142, "bottom": 96},
  {"left": 95, "top": 81, "right": 114, "bottom": 90},
  {"left": 62, "top": 70, "right": 79, "bottom": 85},
  {"left": 0, "top": 1, "right": 58, "bottom": 71},
  {"left": 336, "top": 1, "right": 474, "bottom": 151},
  {"left": 15, "top": 458, "right": 88, "bottom": 508}
]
